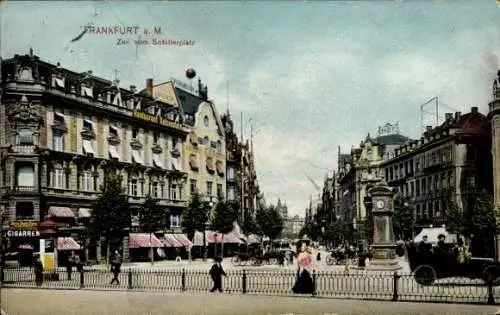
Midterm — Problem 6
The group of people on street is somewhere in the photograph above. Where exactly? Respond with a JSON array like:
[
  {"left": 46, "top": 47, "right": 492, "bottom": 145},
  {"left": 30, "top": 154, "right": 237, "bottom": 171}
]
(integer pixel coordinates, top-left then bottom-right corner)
[{"left": 418, "top": 234, "right": 472, "bottom": 269}]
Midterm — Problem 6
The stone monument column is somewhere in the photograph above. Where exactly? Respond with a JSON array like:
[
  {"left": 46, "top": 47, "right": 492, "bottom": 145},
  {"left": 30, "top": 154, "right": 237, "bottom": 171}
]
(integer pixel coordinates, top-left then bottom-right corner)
[{"left": 367, "top": 183, "right": 401, "bottom": 271}]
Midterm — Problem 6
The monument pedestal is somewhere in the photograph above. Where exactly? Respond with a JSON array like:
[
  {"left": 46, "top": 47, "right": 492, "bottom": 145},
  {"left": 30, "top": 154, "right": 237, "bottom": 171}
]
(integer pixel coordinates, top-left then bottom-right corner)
[
  {"left": 365, "top": 183, "right": 402, "bottom": 272},
  {"left": 367, "top": 246, "right": 401, "bottom": 271}
]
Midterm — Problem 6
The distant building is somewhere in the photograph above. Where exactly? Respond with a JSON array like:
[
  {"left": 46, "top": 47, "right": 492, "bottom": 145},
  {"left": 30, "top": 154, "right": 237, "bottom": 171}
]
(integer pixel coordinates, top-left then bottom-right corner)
[
  {"left": 276, "top": 198, "right": 288, "bottom": 219},
  {"left": 282, "top": 215, "right": 305, "bottom": 239}
]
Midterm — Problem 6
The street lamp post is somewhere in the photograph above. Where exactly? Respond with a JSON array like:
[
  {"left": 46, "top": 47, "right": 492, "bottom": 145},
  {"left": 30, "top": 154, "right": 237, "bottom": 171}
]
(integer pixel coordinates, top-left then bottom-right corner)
[{"left": 203, "top": 198, "right": 214, "bottom": 261}]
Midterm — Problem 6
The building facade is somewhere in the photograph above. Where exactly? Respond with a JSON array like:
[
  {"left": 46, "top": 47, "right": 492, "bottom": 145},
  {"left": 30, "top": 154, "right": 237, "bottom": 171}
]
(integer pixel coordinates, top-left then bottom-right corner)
[
  {"left": 1, "top": 52, "right": 189, "bottom": 261},
  {"left": 338, "top": 129, "right": 409, "bottom": 234},
  {"left": 153, "top": 79, "right": 227, "bottom": 210},
  {"left": 220, "top": 112, "right": 262, "bottom": 222},
  {"left": 282, "top": 215, "right": 305, "bottom": 239},
  {"left": 381, "top": 107, "right": 492, "bottom": 231}
]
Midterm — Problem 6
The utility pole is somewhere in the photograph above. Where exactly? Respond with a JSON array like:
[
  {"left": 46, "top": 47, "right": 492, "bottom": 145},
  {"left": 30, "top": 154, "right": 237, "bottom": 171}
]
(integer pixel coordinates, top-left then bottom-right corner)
[{"left": 240, "top": 112, "right": 245, "bottom": 226}]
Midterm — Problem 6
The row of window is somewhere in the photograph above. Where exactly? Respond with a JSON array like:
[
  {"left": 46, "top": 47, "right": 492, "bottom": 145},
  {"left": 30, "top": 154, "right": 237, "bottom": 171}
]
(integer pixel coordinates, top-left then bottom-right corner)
[
  {"left": 15, "top": 163, "right": 183, "bottom": 199},
  {"left": 395, "top": 171, "right": 456, "bottom": 197},
  {"left": 189, "top": 179, "right": 225, "bottom": 199},
  {"left": 385, "top": 145, "right": 455, "bottom": 182}
]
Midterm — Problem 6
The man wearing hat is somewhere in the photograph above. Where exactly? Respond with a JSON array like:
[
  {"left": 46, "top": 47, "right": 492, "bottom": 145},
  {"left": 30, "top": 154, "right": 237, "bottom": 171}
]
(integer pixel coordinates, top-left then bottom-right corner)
[{"left": 209, "top": 257, "right": 227, "bottom": 292}]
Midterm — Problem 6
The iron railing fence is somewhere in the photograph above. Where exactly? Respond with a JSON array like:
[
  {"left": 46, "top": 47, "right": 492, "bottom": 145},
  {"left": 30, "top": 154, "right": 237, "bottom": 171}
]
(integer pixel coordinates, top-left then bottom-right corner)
[{"left": 1, "top": 267, "right": 498, "bottom": 305}]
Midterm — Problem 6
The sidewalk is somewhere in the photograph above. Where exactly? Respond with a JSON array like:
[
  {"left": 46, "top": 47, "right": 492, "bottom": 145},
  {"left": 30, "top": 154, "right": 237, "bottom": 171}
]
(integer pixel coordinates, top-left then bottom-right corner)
[{"left": 2, "top": 288, "right": 499, "bottom": 315}]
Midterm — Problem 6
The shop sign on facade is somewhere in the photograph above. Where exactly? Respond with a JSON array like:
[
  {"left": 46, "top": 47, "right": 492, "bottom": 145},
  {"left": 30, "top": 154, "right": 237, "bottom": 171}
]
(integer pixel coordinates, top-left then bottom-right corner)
[
  {"left": 9, "top": 220, "right": 39, "bottom": 230},
  {"left": 7, "top": 230, "right": 40, "bottom": 237}
]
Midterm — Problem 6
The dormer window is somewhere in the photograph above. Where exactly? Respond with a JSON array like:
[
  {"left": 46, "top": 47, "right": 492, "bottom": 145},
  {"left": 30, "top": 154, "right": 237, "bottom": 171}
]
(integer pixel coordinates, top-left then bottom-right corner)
[
  {"left": 52, "top": 75, "right": 65, "bottom": 88},
  {"left": 81, "top": 83, "right": 93, "bottom": 98}
]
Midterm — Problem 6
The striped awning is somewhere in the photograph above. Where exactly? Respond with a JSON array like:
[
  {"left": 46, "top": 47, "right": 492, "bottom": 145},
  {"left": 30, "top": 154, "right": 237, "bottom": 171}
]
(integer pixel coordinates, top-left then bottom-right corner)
[
  {"left": 173, "top": 234, "right": 193, "bottom": 246},
  {"left": 128, "top": 233, "right": 163, "bottom": 249},
  {"left": 57, "top": 237, "right": 81, "bottom": 251},
  {"left": 214, "top": 232, "right": 244, "bottom": 244},
  {"left": 192, "top": 230, "right": 217, "bottom": 246},
  {"left": 246, "top": 234, "right": 260, "bottom": 244},
  {"left": 48, "top": 206, "right": 75, "bottom": 218},
  {"left": 162, "top": 234, "right": 183, "bottom": 248}
]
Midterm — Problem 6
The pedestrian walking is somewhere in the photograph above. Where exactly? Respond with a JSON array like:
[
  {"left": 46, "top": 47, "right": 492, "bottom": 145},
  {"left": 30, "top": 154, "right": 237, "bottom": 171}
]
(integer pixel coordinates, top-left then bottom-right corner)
[
  {"left": 110, "top": 250, "right": 122, "bottom": 285},
  {"left": 66, "top": 252, "right": 75, "bottom": 280},
  {"left": 209, "top": 257, "right": 227, "bottom": 292},
  {"left": 34, "top": 256, "right": 43, "bottom": 287}
]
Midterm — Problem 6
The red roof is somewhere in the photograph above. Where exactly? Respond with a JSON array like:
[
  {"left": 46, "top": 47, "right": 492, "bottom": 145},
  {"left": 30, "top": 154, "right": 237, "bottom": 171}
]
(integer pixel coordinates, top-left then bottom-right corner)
[{"left": 129, "top": 233, "right": 163, "bottom": 249}]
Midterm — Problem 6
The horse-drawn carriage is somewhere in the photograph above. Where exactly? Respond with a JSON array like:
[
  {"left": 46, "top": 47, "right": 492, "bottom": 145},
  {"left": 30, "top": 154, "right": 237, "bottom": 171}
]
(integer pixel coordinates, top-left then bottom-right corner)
[
  {"left": 232, "top": 250, "right": 287, "bottom": 266},
  {"left": 407, "top": 243, "right": 500, "bottom": 286}
]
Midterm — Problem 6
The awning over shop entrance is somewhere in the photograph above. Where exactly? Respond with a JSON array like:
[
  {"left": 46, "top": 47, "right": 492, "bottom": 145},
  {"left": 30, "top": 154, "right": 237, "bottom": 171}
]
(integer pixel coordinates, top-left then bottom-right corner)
[
  {"left": 128, "top": 233, "right": 163, "bottom": 249},
  {"left": 192, "top": 230, "right": 217, "bottom": 246},
  {"left": 57, "top": 237, "right": 81, "bottom": 251},
  {"left": 162, "top": 234, "right": 183, "bottom": 247},
  {"left": 173, "top": 234, "right": 192, "bottom": 246},
  {"left": 214, "top": 232, "right": 244, "bottom": 244},
  {"left": 48, "top": 206, "right": 75, "bottom": 218}
]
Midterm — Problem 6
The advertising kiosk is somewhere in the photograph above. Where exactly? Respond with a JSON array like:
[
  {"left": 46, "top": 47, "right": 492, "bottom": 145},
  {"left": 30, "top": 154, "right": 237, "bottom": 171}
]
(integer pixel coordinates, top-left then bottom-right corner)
[{"left": 38, "top": 218, "right": 58, "bottom": 272}]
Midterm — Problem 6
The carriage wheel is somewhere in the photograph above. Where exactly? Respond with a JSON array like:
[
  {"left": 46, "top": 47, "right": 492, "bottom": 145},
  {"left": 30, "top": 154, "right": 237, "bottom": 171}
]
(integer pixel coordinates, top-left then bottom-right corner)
[
  {"left": 483, "top": 264, "right": 500, "bottom": 286},
  {"left": 269, "top": 258, "right": 279, "bottom": 265},
  {"left": 414, "top": 264, "right": 437, "bottom": 286},
  {"left": 248, "top": 257, "right": 257, "bottom": 266}
]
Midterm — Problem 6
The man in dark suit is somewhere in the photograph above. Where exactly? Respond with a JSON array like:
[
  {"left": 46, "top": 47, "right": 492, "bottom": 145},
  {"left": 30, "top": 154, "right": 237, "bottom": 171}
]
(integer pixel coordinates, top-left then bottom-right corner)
[{"left": 209, "top": 257, "right": 227, "bottom": 292}]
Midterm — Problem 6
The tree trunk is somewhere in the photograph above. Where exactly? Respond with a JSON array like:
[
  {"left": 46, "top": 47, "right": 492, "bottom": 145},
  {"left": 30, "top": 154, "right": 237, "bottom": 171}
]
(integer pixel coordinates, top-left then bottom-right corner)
[
  {"left": 106, "top": 241, "right": 110, "bottom": 266},
  {"left": 221, "top": 235, "right": 224, "bottom": 258},
  {"left": 150, "top": 233, "right": 155, "bottom": 265}
]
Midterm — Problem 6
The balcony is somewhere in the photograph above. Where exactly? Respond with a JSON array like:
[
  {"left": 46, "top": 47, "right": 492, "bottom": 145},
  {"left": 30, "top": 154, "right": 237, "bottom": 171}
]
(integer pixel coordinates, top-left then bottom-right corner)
[{"left": 14, "top": 186, "right": 37, "bottom": 192}]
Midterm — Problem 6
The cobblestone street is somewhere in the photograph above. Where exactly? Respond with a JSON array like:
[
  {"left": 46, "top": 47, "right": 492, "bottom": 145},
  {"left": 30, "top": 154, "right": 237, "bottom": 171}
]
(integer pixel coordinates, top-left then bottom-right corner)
[{"left": 2, "top": 288, "right": 500, "bottom": 315}]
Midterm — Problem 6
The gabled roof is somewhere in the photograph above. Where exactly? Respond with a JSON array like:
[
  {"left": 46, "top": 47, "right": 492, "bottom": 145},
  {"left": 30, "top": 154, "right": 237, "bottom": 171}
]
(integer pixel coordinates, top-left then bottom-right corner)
[{"left": 374, "top": 134, "right": 409, "bottom": 146}]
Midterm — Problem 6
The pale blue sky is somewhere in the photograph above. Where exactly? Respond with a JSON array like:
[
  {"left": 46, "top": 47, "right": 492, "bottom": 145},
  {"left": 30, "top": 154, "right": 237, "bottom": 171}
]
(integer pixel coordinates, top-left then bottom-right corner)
[{"left": 2, "top": 1, "right": 499, "bottom": 216}]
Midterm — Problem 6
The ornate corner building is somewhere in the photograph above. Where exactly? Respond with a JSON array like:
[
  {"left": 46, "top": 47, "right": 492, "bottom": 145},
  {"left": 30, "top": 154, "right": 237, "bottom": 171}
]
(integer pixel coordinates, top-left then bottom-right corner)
[{"left": 0, "top": 52, "right": 189, "bottom": 260}]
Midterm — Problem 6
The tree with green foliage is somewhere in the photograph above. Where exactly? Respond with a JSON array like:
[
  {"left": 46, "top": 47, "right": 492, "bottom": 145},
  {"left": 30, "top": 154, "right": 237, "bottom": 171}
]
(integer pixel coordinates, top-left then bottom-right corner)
[
  {"left": 241, "top": 210, "right": 259, "bottom": 236},
  {"left": 323, "top": 220, "right": 346, "bottom": 246},
  {"left": 256, "top": 204, "right": 284, "bottom": 243},
  {"left": 445, "top": 199, "right": 467, "bottom": 238},
  {"left": 138, "top": 196, "right": 164, "bottom": 265},
  {"left": 91, "top": 171, "right": 131, "bottom": 263},
  {"left": 211, "top": 201, "right": 238, "bottom": 257},
  {"left": 182, "top": 193, "right": 209, "bottom": 242},
  {"left": 393, "top": 195, "right": 414, "bottom": 241}
]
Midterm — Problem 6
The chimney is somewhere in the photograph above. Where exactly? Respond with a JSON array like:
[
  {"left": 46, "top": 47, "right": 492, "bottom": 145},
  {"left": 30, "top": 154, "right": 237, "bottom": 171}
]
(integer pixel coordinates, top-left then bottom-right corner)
[
  {"left": 146, "top": 78, "right": 153, "bottom": 97},
  {"left": 445, "top": 113, "right": 453, "bottom": 121},
  {"left": 130, "top": 85, "right": 137, "bottom": 93},
  {"left": 455, "top": 112, "right": 461, "bottom": 120},
  {"left": 426, "top": 126, "right": 432, "bottom": 132},
  {"left": 471, "top": 106, "right": 478, "bottom": 114}
]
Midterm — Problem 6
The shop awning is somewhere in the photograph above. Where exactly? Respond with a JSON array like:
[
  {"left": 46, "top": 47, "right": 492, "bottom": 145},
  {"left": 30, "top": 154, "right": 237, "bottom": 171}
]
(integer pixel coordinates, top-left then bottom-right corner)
[
  {"left": 192, "top": 230, "right": 217, "bottom": 246},
  {"left": 162, "top": 234, "right": 183, "bottom": 247},
  {"left": 57, "top": 237, "right": 81, "bottom": 251},
  {"left": 214, "top": 232, "right": 244, "bottom": 244},
  {"left": 173, "top": 234, "right": 192, "bottom": 246},
  {"left": 246, "top": 234, "right": 260, "bottom": 244},
  {"left": 78, "top": 208, "right": 91, "bottom": 218},
  {"left": 129, "top": 233, "right": 163, "bottom": 249},
  {"left": 48, "top": 206, "right": 75, "bottom": 218}
]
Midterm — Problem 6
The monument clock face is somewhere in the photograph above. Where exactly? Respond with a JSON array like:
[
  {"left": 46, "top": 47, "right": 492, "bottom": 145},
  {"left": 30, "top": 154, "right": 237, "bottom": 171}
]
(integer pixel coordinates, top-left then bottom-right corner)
[{"left": 376, "top": 199, "right": 385, "bottom": 210}]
